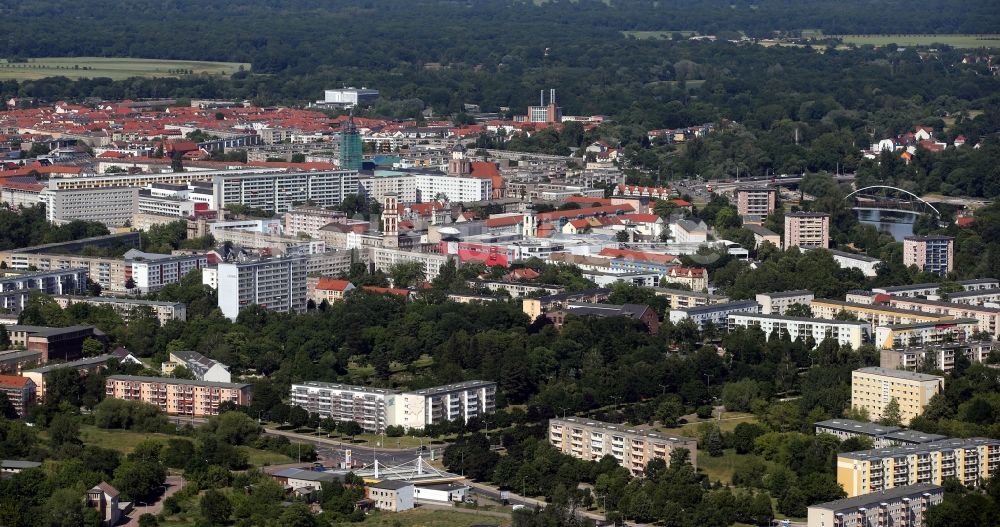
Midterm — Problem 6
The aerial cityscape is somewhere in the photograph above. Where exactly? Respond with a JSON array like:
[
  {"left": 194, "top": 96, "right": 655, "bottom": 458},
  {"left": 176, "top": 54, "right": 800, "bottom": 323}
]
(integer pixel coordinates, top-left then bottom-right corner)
[{"left": 0, "top": 1, "right": 998, "bottom": 526}]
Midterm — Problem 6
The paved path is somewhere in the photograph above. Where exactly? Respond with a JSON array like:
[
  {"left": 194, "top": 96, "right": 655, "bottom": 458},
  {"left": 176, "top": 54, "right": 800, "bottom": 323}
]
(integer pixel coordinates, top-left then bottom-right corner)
[{"left": 123, "top": 474, "right": 185, "bottom": 526}]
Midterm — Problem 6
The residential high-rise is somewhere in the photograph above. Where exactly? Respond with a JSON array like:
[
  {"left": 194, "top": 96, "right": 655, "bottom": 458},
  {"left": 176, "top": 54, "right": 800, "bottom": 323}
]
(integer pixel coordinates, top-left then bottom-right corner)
[
  {"left": 837, "top": 438, "right": 1000, "bottom": 497},
  {"left": 216, "top": 256, "right": 308, "bottom": 320},
  {"left": 339, "top": 115, "right": 363, "bottom": 171},
  {"left": 105, "top": 375, "right": 253, "bottom": 416},
  {"left": 851, "top": 367, "right": 944, "bottom": 425},
  {"left": 38, "top": 186, "right": 139, "bottom": 227},
  {"left": 808, "top": 483, "right": 943, "bottom": 527},
  {"left": 289, "top": 381, "right": 396, "bottom": 432},
  {"left": 784, "top": 211, "right": 830, "bottom": 249},
  {"left": 734, "top": 186, "right": 776, "bottom": 217},
  {"left": 903, "top": 235, "right": 954, "bottom": 275},
  {"left": 548, "top": 417, "right": 698, "bottom": 476},
  {"left": 387, "top": 380, "right": 497, "bottom": 431},
  {"left": 728, "top": 312, "right": 871, "bottom": 349}
]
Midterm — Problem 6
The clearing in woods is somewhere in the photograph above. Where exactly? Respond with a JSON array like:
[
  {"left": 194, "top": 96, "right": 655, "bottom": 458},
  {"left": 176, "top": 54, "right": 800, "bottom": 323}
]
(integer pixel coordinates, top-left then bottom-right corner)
[{"left": 0, "top": 57, "right": 249, "bottom": 81}]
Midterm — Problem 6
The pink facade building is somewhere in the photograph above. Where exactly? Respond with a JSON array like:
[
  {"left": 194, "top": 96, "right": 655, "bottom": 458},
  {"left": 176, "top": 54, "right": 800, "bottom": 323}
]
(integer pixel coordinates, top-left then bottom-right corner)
[
  {"left": 284, "top": 206, "right": 347, "bottom": 238},
  {"left": 105, "top": 375, "right": 252, "bottom": 416},
  {"left": 734, "top": 186, "right": 777, "bottom": 217},
  {"left": 784, "top": 212, "right": 830, "bottom": 249},
  {"left": 903, "top": 235, "right": 954, "bottom": 275}
]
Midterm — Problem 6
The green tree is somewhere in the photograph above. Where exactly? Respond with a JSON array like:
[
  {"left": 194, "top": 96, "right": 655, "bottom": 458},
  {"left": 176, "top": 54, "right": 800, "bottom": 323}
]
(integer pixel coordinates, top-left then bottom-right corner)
[
  {"left": 0, "top": 325, "right": 10, "bottom": 349},
  {"left": 880, "top": 398, "right": 902, "bottom": 427},
  {"left": 48, "top": 414, "right": 81, "bottom": 449},
  {"left": 80, "top": 337, "right": 104, "bottom": 357},
  {"left": 113, "top": 459, "right": 166, "bottom": 501},
  {"left": 200, "top": 489, "right": 232, "bottom": 525},
  {"left": 388, "top": 261, "right": 425, "bottom": 288}
]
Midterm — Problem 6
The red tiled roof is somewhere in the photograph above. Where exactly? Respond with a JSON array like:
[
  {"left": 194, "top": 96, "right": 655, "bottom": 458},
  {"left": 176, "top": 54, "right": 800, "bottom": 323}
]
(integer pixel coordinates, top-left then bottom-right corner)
[
  {"left": 667, "top": 266, "right": 706, "bottom": 278},
  {"left": 622, "top": 213, "right": 661, "bottom": 223},
  {"left": 316, "top": 278, "right": 353, "bottom": 292},
  {"left": 362, "top": 286, "right": 410, "bottom": 297},
  {"left": 598, "top": 248, "right": 676, "bottom": 264},
  {"left": 672, "top": 199, "right": 692, "bottom": 207},
  {"left": 536, "top": 204, "right": 634, "bottom": 223},
  {"left": 486, "top": 216, "right": 521, "bottom": 228},
  {"left": 957, "top": 217, "right": 975, "bottom": 227},
  {"left": 0, "top": 375, "right": 31, "bottom": 388}
]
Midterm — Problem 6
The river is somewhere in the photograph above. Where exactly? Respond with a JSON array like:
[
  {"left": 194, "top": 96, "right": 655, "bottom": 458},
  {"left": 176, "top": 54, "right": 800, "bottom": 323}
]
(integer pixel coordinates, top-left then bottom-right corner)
[{"left": 855, "top": 208, "right": 918, "bottom": 240}]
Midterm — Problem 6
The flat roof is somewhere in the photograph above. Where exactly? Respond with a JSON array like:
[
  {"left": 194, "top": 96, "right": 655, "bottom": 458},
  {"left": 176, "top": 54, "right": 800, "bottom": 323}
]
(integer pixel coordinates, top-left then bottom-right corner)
[
  {"left": 672, "top": 299, "right": 758, "bottom": 315},
  {"left": 873, "top": 283, "right": 940, "bottom": 293},
  {"left": 960, "top": 278, "right": 999, "bottom": 285},
  {"left": 743, "top": 224, "right": 779, "bottom": 236},
  {"left": 811, "top": 299, "right": 947, "bottom": 318},
  {"left": 25, "top": 354, "right": 114, "bottom": 374},
  {"left": 809, "top": 483, "right": 942, "bottom": 512},
  {"left": 840, "top": 437, "right": 1000, "bottom": 461},
  {"left": 0, "top": 268, "right": 88, "bottom": 282},
  {"left": 651, "top": 287, "right": 725, "bottom": 300},
  {"left": 854, "top": 367, "right": 944, "bottom": 382},
  {"left": 827, "top": 249, "right": 881, "bottom": 263},
  {"left": 881, "top": 317, "right": 980, "bottom": 330},
  {"left": 56, "top": 296, "right": 184, "bottom": 308},
  {"left": 729, "top": 312, "right": 870, "bottom": 326},
  {"left": 292, "top": 381, "right": 398, "bottom": 396},
  {"left": 757, "top": 289, "right": 813, "bottom": 299},
  {"left": 551, "top": 417, "right": 696, "bottom": 445},
  {"left": 407, "top": 380, "right": 495, "bottom": 396},
  {"left": 106, "top": 375, "right": 250, "bottom": 390},
  {"left": 1, "top": 460, "right": 42, "bottom": 469},
  {"left": 947, "top": 287, "right": 1000, "bottom": 299},
  {"left": 889, "top": 296, "right": 1000, "bottom": 313},
  {"left": 884, "top": 430, "right": 948, "bottom": 444},
  {"left": 814, "top": 419, "right": 901, "bottom": 436},
  {"left": 369, "top": 479, "right": 414, "bottom": 490},
  {"left": 0, "top": 350, "right": 43, "bottom": 362}
]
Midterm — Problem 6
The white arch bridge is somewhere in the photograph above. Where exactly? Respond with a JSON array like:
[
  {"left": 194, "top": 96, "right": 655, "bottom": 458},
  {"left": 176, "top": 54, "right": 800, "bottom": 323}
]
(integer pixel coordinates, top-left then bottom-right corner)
[{"left": 843, "top": 185, "right": 940, "bottom": 217}]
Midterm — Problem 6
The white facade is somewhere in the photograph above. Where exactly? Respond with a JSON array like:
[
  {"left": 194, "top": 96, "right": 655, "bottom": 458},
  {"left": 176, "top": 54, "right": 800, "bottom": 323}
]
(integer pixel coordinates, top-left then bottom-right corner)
[
  {"left": 387, "top": 380, "right": 497, "bottom": 431},
  {"left": 828, "top": 249, "right": 882, "bottom": 277},
  {"left": 359, "top": 173, "right": 417, "bottom": 204},
  {"left": 671, "top": 219, "right": 708, "bottom": 244},
  {"left": 413, "top": 174, "right": 491, "bottom": 203},
  {"left": 728, "top": 312, "right": 870, "bottom": 349},
  {"left": 39, "top": 186, "right": 139, "bottom": 227},
  {"left": 756, "top": 290, "right": 814, "bottom": 315},
  {"left": 137, "top": 193, "right": 196, "bottom": 217},
  {"left": 212, "top": 170, "right": 359, "bottom": 213},
  {"left": 413, "top": 484, "right": 469, "bottom": 503},
  {"left": 289, "top": 381, "right": 395, "bottom": 432},
  {"left": 370, "top": 247, "right": 449, "bottom": 281},
  {"left": 125, "top": 250, "right": 208, "bottom": 294},
  {"left": 323, "top": 88, "right": 379, "bottom": 106},
  {"left": 216, "top": 257, "right": 308, "bottom": 320},
  {"left": 668, "top": 300, "right": 759, "bottom": 329}
]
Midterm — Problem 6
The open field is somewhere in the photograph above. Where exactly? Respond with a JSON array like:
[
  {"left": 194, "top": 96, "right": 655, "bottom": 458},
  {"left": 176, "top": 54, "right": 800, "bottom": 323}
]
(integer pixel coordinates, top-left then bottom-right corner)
[
  {"left": 696, "top": 448, "right": 742, "bottom": 485},
  {"left": 623, "top": 30, "right": 698, "bottom": 39},
  {"left": 833, "top": 34, "right": 1000, "bottom": 48},
  {"left": 660, "top": 411, "right": 759, "bottom": 436},
  {"left": 0, "top": 57, "right": 249, "bottom": 81}
]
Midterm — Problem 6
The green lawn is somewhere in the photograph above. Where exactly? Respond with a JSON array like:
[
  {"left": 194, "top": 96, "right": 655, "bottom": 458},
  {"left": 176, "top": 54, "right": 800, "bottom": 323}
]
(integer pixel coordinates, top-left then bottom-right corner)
[
  {"left": 696, "top": 448, "right": 743, "bottom": 485},
  {"left": 287, "top": 428, "right": 452, "bottom": 450},
  {"left": 78, "top": 425, "right": 292, "bottom": 466},
  {"left": 0, "top": 57, "right": 249, "bottom": 80},
  {"left": 334, "top": 508, "right": 509, "bottom": 527},
  {"left": 660, "top": 412, "right": 759, "bottom": 437},
  {"left": 832, "top": 34, "right": 1000, "bottom": 48}
]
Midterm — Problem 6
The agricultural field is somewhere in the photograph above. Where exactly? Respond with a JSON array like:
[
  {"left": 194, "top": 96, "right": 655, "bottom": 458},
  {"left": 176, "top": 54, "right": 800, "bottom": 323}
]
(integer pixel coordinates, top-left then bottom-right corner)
[
  {"left": 336, "top": 508, "right": 511, "bottom": 527},
  {"left": 832, "top": 34, "right": 1000, "bottom": 48},
  {"left": 0, "top": 57, "right": 249, "bottom": 81}
]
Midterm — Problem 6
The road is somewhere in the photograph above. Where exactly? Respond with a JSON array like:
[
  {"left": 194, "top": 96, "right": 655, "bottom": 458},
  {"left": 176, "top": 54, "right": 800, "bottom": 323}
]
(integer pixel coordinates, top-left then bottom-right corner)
[
  {"left": 263, "top": 428, "right": 437, "bottom": 468},
  {"left": 123, "top": 474, "right": 184, "bottom": 526},
  {"left": 464, "top": 480, "right": 631, "bottom": 526}
]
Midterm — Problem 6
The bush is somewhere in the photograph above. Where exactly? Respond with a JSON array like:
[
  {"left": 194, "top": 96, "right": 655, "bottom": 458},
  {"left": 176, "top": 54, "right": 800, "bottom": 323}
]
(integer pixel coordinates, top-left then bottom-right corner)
[
  {"left": 696, "top": 405, "right": 714, "bottom": 419},
  {"left": 138, "top": 513, "right": 158, "bottom": 527}
]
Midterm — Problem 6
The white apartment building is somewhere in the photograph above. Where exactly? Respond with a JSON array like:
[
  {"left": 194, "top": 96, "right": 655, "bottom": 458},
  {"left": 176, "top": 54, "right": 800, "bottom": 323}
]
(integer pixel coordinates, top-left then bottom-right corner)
[
  {"left": 283, "top": 207, "right": 347, "bottom": 238},
  {"left": 289, "top": 381, "right": 396, "bottom": 432},
  {"left": 413, "top": 173, "right": 491, "bottom": 203},
  {"left": 212, "top": 170, "right": 359, "bottom": 212},
  {"left": 124, "top": 250, "right": 209, "bottom": 294},
  {"left": 216, "top": 256, "right": 308, "bottom": 320},
  {"left": 0, "top": 268, "right": 89, "bottom": 315},
  {"left": 137, "top": 191, "right": 196, "bottom": 217},
  {"left": 668, "top": 300, "right": 759, "bottom": 330},
  {"left": 728, "top": 312, "right": 871, "bottom": 349},
  {"left": 807, "top": 483, "right": 943, "bottom": 527},
  {"left": 756, "top": 290, "right": 814, "bottom": 315},
  {"left": 828, "top": 249, "right": 882, "bottom": 277},
  {"left": 53, "top": 296, "right": 186, "bottom": 324},
  {"left": 359, "top": 172, "right": 418, "bottom": 203},
  {"left": 39, "top": 186, "right": 139, "bottom": 227},
  {"left": 370, "top": 247, "right": 450, "bottom": 281},
  {"left": 388, "top": 380, "right": 497, "bottom": 431}
]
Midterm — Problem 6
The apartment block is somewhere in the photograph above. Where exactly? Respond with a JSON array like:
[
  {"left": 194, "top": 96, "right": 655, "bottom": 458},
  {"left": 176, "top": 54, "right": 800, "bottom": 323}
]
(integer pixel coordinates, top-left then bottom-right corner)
[
  {"left": 651, "top": 287, "right": 730, "bottom": 310},
  {"left": 664, "top": 266, "right": 707, "bottom": 291},
  {"left": 39, "top": 186, "right": 139, "bottom": 228},
  {"left": 105, "top": 375, "right": 253, "bottom": 416},
  {"left": 521, "top": 288, "right": 611, "bottom": 321},
  {"left": 811, "top": 299, "right": 950, "bottom": 327},
  {"left": 0, "top": 375, "right": 36, "bottom": 416},
  {"left": 0, "top": 268, "right": 89, "bottom": 315},
  {"left": 23, "top": 354, "right": 113, "bottom": 400},
  {"left": 815, "top": 419, "right": 945, "bottom": 449},
  {"left": 124, "top": 250, "right": 209, "bottom": 294},
  {"left": 216, "top": 256, "right": 308, "bottom": 320},
  {"left": 413, "top": 173, "right": 491, "bottom": 203},
  {"left": 886, "top": 296, "right": 1000, "bottom": 336},
  {"left": 828, "top": 249, "right": 882, "bottom": 278},
  {"left": 359, "top": 172, "right": 418, "bottom": 203},
  {"left": 784, "top": 211, "right": 830, "bottom": 249},
  {"left": 548, "top": 417, "right": 698, "bottom": 476},
  {"left": 903, "top": 235, "right": 954, "bottom": 276},
  {"left": 0, "top": 253, "right": 126, "bottom": 293},
  {"left": 837, "top": 438, "right": 1000, "bottom": 497},
  {"left": 289, "top": 381, "right": 396, "bottom": 432},
  {"left": 284, "top": 207, "right": 347, "bottom": 238},
  {"left": 212, "top": 170, "right": 359, "bottom": 213},
  {"left": 744, "top": 224, "right": 782, "bottom": 250},
  {"left": 668, "top": 300, "right": 760, "bottom": 330},
  {"left": 728, "top": 312, "right": 871, "bottom": 349},
  {"left": 0, "top": 350, "right": 43, "bottom": 375},
  {"left": 851, "top": 367, "right": 944, "bottom": 425},
  {"left": 370, "top": 247, "right": 449, "bottom": 281},
  {"left": 52, "top": 296, "right": 187, "bottom": 325},
  {"left": 388, "top": 380, "right": 497, "bottom": 431},
  {"left": 880, "top": 341, "right": 994, "bottom": 372},
  {"left": 946, "top": 287, "right": 1000, "bottom": 306},
  {"left": 756, "top": 290, "right": 814, "bottom": 315},
  {"left": 734, "top": 186, "right": 776, "bottom": 217},
  {"left": 161, "top": 350, "right": 231, "bottom": 383},
  {"left": 137, "top": 190, "right": 195, "bottom": 217},
  {"left": 807, "top": 483, "right": 943, "bottom": 527},
  {"left": 547, "top": 302, "right": 660, "bottom": 334},
  {"left": 875, "top": 319, "right": 980, "bottom": 349}
]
